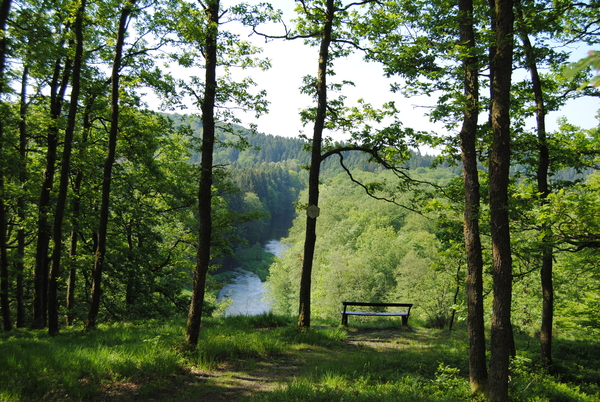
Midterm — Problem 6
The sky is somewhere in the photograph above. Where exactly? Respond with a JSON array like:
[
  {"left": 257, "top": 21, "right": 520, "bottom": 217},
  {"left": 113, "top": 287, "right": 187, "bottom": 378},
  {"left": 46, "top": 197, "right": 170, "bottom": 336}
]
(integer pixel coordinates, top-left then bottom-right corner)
[
  {"left": 220, "top": 1, "right": 449, "bottom": 147},
  {"left": 159, "top": 0, "right": 600, "bottom": 154}
]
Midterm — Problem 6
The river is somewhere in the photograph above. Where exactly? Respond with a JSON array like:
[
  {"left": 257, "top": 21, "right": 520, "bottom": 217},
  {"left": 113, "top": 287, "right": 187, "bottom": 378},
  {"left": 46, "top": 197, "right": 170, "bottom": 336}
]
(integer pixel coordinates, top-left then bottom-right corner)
[{"left": 217, "top": 239, "right": 288, "bottom": 316}]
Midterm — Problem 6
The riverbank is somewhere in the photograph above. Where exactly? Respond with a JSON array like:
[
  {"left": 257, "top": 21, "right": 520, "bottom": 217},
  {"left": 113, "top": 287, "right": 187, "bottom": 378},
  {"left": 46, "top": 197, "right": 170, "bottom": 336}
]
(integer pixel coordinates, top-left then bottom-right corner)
[
  {"left": 216, "top": 240, "right": 289, "bottom": 316},
  {"left": 264, "top": 239, "right": 289, "bottom": 258},
  {"left": 217, "top": 268, "right": 271, "bottom": 316}
]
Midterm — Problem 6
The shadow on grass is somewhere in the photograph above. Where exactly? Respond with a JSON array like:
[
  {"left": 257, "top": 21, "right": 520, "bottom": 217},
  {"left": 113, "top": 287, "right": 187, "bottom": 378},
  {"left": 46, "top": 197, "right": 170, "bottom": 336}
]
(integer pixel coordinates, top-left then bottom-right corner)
[
  {"left": 553, "top": 338, "right": 600, "bottom": 386},
  {"left": 2, "top": 317, "right": 600, "bottom": 401},
  {"left": 513, "top": 326, "right": 600, "bottom": 387},
  {"left": 0, "top": 322, "right": 184, "bottom": 401}
]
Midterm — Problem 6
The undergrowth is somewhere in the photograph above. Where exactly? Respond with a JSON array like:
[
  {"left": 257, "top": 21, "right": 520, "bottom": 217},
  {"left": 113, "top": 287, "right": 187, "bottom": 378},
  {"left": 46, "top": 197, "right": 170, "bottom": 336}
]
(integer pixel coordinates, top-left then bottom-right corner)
[
  {"left": 0, "top": 313, "right": 599, "bottom": 401},
  {"left": 0, "top": 320, "right": 184, "bottom": 401}
]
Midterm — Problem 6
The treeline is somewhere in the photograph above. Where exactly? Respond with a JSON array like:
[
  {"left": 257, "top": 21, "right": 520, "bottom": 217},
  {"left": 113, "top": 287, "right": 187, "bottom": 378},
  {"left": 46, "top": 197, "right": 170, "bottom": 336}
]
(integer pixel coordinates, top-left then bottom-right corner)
[
  {"left": 187, "top": 120, "right": 445, "bottom": 280},
  {"left": 0, "top": 70, "right": 443, "bottom": 331},
  {"left": 0, "top": 109, "right": 200, "bottom": 327},
  {"left": 267, "top": 167, "right": 600, "bottom": 333}
]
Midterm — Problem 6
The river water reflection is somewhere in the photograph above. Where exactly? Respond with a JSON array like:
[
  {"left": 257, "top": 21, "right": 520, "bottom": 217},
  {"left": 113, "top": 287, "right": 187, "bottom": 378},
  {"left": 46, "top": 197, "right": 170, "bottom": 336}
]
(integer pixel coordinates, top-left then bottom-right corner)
[{"left": 217, "top": 240, "right": 288, "bottom": 316}]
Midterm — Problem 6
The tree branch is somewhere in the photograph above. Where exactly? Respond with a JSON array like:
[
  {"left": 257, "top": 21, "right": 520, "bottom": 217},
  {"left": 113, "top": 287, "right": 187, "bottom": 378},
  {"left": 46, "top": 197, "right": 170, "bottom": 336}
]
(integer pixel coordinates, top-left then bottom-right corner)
[{"left": 335, "top": 150, "right": 426, "bottom": 215}]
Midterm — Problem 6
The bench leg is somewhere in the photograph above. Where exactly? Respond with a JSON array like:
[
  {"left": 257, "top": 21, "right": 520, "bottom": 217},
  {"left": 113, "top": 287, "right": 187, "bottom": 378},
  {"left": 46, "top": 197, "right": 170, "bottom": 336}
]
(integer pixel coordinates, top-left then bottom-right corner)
[
  {"left": 342, "top": 313, "right": 348, "bottom": 326},
  {"left": 402, "top": 315, "right": 408, "bottom": 326}
]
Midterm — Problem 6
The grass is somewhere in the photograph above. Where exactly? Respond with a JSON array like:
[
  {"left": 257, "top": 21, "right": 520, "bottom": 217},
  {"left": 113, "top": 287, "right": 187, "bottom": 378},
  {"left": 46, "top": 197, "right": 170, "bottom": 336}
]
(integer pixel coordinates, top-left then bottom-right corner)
[
  {"left": 0, "top": 314, "right": 599, "bottom": 401},
  {"left": 0, "top": 320, "right": 185, "bottom": 401}
]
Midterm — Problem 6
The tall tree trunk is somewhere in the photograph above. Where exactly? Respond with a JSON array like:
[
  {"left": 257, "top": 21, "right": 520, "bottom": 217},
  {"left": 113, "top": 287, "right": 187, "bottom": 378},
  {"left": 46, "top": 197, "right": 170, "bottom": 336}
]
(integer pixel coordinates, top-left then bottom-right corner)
[
  {"left": 515, "top": 2, "right": 553, "bottom": 368},
  {"left": 86, "top": 0, "right": 135, "bottom": 331},
  {"left": 48, "top": 0, "right": 86, "bottom": 336},
  {"left": 185, "top": 0, "right": 219, "bottom": 348},
  {"left": 66, "top": 97, "right": 94, "bottom": 326},
  {"left": 297, "top": 0, "right": 334, "bottom": 329},
  {"left": 125, "top": 225, "right": 136, "bottom": 307},
  {"left": 16, "top": 63, "right": 29, "bottom": 328},
  {"left": 449, "top": 263, "right": 461, "bottom": 331},
  {"left": 538, "top": 245, "right": 553, "bottom": 359},
  {"left": 539, "top": 230, "right": 553, "bottom": 367},
  {"left": 458, "top": 0, "right": 487, "bottom": 393},
  {"left": 31, "top": 53, "right": 71, "bottom": 329},
  {"left": 65, "top": 170, "right": 82, "bottom": 327},
  {"left": 0, "top": 0, "right": 12, "bottom": 332},
  {"left": 488, "top": 0, "right": 514, "bottom": 398}
]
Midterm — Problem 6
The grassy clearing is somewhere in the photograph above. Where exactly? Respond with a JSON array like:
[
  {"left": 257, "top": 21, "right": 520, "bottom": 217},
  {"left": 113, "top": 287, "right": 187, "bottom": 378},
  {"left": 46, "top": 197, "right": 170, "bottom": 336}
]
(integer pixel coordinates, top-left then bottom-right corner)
[
  {"left": 0, "top": 320, "right": 185, "bottom": 401},
  {"left": 1, "top": 314, "right": 599, "bottom": 401}
]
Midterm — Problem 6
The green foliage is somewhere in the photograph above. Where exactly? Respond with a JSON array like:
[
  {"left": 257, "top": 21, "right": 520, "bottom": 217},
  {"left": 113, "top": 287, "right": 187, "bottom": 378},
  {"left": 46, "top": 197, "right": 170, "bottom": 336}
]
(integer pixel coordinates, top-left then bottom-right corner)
[
  {"left": 267, "top": 168, "right": 460, "bottom": 325},
  {"left": 553, "top": 249, "right": 600, "bottom": 336},
  {"left": 233, "top": 242, "right": 276, "bottom": 281},
  {"left": 1, "top": 318, "right": 599, "bottom": 401},
  {"left": 0, "top": 321, "right": 184, "bottom": 401},
  {"left": 505, "top": 169, "right": 600, "bottom": 336},
  {"left": 564, "top": 50, "right": 600, "bottom": 89},
  {"left": 508, "top": 354, "right": 600, "bottom": 402},
  {"left": 64, "top": 110, "right": 198, "bottom": 324}
]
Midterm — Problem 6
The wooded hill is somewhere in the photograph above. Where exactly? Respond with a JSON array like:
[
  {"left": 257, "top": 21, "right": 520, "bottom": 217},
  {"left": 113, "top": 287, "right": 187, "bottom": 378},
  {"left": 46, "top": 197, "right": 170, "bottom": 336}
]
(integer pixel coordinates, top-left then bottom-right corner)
[
  {"left": 185, "top": 116, "right": 444, "bottom": 281},
  {"left": 0, "top": 102, "right": 442, "bottom": 329},
  {"left": 191, "top": 116, "right": 442, "bottom": 244},
  {"left": 1, "top": 1, "right": 600, "bottom": 400},
  {"left": 0, "top": 105, "right": 596, "bottom": 331}
]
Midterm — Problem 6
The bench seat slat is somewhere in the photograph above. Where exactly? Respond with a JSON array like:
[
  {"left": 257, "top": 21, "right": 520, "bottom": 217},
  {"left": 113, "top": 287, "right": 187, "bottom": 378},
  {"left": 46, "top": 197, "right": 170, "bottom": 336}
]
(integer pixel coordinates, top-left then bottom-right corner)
[{"left": 340, "top": 301, "right": 413, "bottom": 326}]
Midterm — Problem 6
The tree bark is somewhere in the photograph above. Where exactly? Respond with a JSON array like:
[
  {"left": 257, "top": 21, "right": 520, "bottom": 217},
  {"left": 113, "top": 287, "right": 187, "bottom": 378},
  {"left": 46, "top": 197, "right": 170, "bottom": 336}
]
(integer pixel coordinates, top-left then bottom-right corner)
[
  {"left": 65, "top": 171, "right": 82, "bottom": 327},
  {"left": 0, "top": 0, "right": 12, "bottom": 332},
  {"left": 539, "top": 232, "right": 553, "bottom": 367},
  {"left": 488, "top": 0, "right": 514, "bottom": 398},
  {"left": 458, "top": 0, "right": 488, "bottom": 394},
  {"left": 185, "top": 0, "right": 219, "bottom": 348},
  {"left": 31, "top": 51, "right": 71, "bottom": 329},
  {"left": 66, "top": 97, "right": 94, "bottom": 326},
  {"left": 16, "top": 63, "right": 29, "bottom": 328},
  {"left": 515, "top": 2, "right": 553, "bottom": 368},
  {"left": 297, "top": 0, "right": 334, "bottom": 329},
  {"left": 86, "top": 0, "right": 135, "bottom": 331},
  {"left": 48, "top": 0, "right": 86, "bottom": 336}
]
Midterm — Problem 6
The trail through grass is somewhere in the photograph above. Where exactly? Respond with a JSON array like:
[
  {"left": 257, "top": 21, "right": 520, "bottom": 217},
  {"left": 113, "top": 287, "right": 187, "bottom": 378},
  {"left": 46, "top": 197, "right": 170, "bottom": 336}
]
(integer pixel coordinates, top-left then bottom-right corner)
[{"left": 1, "top": 314, "right": 599, "bottom": 401}]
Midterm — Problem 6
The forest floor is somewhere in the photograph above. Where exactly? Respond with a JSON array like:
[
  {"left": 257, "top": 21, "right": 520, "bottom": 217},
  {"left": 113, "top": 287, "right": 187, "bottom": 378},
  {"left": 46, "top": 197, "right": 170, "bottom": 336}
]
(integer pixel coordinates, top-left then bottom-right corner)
[
  {"left": 93, "top": 326, "right": 426, "bottom": 402},
  {"left": 3, "top": 317, "right": 599, "bottom": 401}
]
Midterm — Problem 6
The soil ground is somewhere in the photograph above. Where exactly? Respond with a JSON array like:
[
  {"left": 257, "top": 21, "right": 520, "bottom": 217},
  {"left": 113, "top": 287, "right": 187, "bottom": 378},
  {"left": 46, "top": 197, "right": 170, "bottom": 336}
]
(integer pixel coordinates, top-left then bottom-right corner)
[{"left": 94, "top": 327, "right": 423, "bottom": 401}]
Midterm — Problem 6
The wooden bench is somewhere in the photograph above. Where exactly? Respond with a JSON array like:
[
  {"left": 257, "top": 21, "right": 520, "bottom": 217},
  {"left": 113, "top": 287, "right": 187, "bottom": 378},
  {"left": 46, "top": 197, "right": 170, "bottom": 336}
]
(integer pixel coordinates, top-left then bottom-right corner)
[{"left": 341, "top": 302, "right": 413, "bottom": 326}]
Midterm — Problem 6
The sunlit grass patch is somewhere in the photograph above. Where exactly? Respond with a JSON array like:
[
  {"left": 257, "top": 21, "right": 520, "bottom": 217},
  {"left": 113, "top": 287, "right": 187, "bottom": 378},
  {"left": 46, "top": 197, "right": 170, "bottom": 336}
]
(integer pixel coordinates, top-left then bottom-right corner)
[
  {"left": 196, "top": 327, "right": 286, "bottom": 368},
  {"left": 275, "top": 324, "right": 347, "bottom": 346},
  {"left": 219, "top": 311, "right": 294, "bottom": 329},
  {"left": 0, "top": 321, "right": 185, "bottom": 401},
  {"left": 255, "top": 370, "right": 472, "bottom": 402},
  {"left": 194, "top": 313, "right": 347, "bottom": 369},
  {"left": 1, "top": 314, "right": 599, "bottom": 401}
]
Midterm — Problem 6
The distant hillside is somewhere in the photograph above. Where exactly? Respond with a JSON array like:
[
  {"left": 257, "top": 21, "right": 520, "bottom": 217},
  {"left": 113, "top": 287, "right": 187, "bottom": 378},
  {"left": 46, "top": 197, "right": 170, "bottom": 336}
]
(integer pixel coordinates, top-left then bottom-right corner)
[
  {"left": 170, "top": 113, "right": 587, "bottom": 184},
  {"left": 170, "top": 114, "right": 438, "bottom": 175},
  {"left": 167, "top": 113, "right": 444, "bottom": 278}
]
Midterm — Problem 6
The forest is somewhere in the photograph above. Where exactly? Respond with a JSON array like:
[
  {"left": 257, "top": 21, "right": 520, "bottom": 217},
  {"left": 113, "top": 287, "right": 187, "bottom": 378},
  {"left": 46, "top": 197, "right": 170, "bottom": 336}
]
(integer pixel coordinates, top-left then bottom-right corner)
[{"left": 0, "top": 0, "right": 600, "bottom": 401}]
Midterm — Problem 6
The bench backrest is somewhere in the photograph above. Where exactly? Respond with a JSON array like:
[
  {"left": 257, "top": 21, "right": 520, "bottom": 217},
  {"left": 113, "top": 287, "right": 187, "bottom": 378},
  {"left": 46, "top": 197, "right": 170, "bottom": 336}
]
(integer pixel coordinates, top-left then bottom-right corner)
[
  {"left": 342, "top": 302, "right": 413, "bottom": 308},
  {"left": 341, "top": 302, "right": 413, "bottom": 314}
]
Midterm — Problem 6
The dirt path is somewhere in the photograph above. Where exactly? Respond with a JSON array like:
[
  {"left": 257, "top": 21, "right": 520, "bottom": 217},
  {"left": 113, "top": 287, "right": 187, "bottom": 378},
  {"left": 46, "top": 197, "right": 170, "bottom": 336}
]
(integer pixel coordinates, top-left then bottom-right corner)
[{"left": 96, "top": 327, "right": 425, "bottom": 401}]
